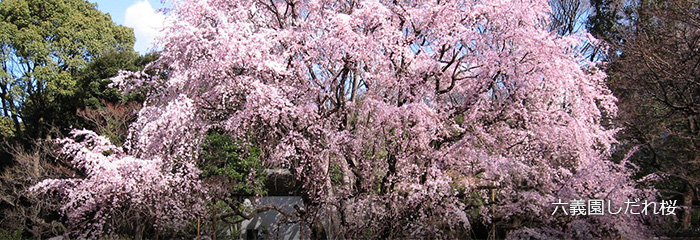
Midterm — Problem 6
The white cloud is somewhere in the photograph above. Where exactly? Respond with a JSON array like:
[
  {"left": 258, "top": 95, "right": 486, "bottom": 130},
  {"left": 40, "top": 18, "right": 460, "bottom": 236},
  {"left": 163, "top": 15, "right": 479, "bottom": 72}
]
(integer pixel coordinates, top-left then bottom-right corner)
[{"left": 124, "top": 0, "right": 165, "bottom": 54}]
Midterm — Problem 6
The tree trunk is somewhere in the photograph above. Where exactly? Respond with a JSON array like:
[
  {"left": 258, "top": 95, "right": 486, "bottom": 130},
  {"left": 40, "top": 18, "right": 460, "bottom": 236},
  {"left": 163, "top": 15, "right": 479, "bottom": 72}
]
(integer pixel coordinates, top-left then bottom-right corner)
[
  {"left": 683, "top": 184, "right": 694, "bottom": 230},
  {"left": 135, "top": 219, "right": 145, "bottom": 240}
]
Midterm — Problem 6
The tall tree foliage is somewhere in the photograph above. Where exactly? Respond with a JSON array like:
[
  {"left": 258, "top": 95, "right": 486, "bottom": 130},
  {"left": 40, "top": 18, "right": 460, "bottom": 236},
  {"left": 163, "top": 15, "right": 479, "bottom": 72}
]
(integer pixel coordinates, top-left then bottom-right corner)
[
  {"left": 73, "top": 51, "right": 158, "bottom": 145},
  {"left": 0, "top": 0, "right": 135, "bottom": 139},
  {"left": 603, "top": 0, "right": 700, "bottom": 231},
  {"left": 586, "top": 0, "right": 623, "bottom": 44},
  {"left": 75, "top": 51, "right": 157, "bottom": 108},
  {"left": 39, "top": 0, "right": 661, "bottom": 238}
]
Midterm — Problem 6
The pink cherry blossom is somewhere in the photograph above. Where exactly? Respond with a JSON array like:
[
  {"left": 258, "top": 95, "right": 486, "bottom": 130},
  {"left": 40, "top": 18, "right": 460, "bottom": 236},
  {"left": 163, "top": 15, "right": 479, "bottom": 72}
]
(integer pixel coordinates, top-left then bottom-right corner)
[{"left": 37, "top": 0, "right": 660, "bottom": 238}]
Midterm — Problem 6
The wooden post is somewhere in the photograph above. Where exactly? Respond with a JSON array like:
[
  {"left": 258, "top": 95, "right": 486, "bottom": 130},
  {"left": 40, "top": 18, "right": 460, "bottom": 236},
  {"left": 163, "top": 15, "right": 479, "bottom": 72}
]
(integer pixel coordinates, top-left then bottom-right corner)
[{"left": 197, "top": 217, "right": 201, "bottom": 240}]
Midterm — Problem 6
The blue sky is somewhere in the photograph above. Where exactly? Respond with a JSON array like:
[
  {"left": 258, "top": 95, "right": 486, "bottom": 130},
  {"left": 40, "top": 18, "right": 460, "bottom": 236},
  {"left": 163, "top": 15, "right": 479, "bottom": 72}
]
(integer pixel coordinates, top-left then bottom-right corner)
[{"left": 89, "top": 0, "right": 171, "bottom": 54}]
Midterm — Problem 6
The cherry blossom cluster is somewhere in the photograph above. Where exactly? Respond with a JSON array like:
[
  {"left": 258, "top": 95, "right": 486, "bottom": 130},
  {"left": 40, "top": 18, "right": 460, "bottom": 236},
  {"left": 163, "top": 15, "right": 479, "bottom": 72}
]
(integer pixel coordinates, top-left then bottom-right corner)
[
  {"left": 40, "top": 0, "right": 661, "bottom": 238},
  {"left": 31, "top": 130, "right": 206, "bottom": 238}
]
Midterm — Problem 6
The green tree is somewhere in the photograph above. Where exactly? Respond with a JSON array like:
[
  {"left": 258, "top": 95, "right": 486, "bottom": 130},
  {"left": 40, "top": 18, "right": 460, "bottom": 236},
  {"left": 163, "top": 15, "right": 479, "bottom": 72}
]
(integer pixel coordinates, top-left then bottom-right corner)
[
  {"left": 75, "top": 50, "right": 157, "bottom": 108},
  {"left": 0, "top": 0, "right": 135, "bottom": 139},
  {"left": 199, "top": 132, "right": 267, "bottom": 196},
  {"left": 198, "top": 131, "right": 268, "bottom": 239},
  {"left": 71, "top": 51, "right": 157, "bottom": 145},
  {"left": 586, "top": 0, "right": 623, "bottom": 44}
]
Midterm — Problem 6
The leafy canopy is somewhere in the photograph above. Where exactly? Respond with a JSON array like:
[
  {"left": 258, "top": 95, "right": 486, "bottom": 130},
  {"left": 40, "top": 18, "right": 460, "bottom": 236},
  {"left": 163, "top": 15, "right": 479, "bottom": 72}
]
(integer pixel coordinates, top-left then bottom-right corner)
[{"left": 0, "top": 0, "right": 135, "bottom": 138}]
